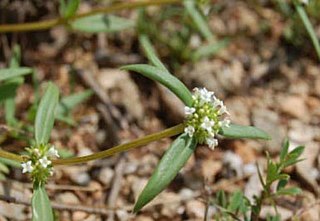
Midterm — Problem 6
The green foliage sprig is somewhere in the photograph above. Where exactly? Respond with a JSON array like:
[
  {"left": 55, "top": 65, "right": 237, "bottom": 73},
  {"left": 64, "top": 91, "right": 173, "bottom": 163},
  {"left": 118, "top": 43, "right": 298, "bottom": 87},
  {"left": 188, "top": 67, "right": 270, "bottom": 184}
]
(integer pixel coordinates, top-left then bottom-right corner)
[
  {"left": 293, "top": 0, "right": 320, "bottom": 60},
  {"left": 211, "top": 140, "right": 304, "bottom": 221}
]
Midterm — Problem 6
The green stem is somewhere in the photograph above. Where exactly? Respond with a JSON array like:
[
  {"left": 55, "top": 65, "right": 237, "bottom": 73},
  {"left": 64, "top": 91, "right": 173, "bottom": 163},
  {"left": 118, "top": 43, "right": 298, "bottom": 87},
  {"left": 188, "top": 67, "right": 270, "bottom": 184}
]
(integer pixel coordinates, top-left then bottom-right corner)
[
  {"left": 53, "top": 123, "right": 184, "bottom": 166},
  {"left": 294, "top": 2, "right": 320, "bottom": 61},
  {"left": 0, "top": 150, "right": 23, "bottom": 162},
  {"left": 0, "top": 0, "right": 181, "bottom": 33}
]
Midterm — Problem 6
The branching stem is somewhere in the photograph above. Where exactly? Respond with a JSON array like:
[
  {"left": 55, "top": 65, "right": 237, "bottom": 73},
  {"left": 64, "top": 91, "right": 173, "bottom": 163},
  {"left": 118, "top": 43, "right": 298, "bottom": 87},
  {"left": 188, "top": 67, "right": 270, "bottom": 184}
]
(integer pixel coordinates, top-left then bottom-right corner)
[
  {"left": 0, "top": 0, "right": 181, "bottom": 33},
  {"left": 0, "top": 150, "right": 23, "bottom": 162},
  {"left": 0, "top": 124, "right": 184, "bottom": 165},
  {"left": 52, "top": 123, "right": 184, "bottom": 166}
]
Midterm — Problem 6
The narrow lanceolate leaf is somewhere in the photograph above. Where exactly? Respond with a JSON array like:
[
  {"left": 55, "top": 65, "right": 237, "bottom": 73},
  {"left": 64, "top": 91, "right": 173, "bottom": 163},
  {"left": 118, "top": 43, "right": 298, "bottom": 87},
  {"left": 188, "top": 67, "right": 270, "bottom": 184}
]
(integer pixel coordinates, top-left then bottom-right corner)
[
  {"left": 121, "top": 64, "right": 193, "bottom": 106},
  {"left": 4, "top": 45, "right": 25, "bottom": 127},
  {"left": 294, "top": 2, "right": 320, "bottom": 61},
  {"left": 71, "top": 14, "right": 135, "bottom": 33},
  {"left": 0, "top": 68, "right": 32, "bottom": 82},
  {"left": 184, "top": 0, "right": 214, "bottom": 41},
  {"left": 219, "top": 124, "right": 271, "bottom": 140},
  {"left": 32, "top": 186, "right": 54, "bottom": 221},
  {"left": 0, "top": 82, "right": 20, "bottom": 103},
  {"left": 280, "top": 139, "right": 289, "bottom": 162},
  {"left": 192, "top": 39, "right": 229, "bottom": 61},
  {"left": 35, "top": 82, "right": 59, "bottom": 144},
  {"left": 276, "top": 187, "right": 302, "bottom": 196},
  {"left": 60, "top": 0, "right": 80, "bottom": 18},
  {"left": 139, "top": 35, "right": 167, "bottom": 70},
  {"left": 56, "top": 90, "right": 93, "bottom": 116},
  {"left": 134, "top": 134, "right": 197, "bottom": 212},
  {"left": 228, "top": 191, "right": 244, "bottom": 213}
]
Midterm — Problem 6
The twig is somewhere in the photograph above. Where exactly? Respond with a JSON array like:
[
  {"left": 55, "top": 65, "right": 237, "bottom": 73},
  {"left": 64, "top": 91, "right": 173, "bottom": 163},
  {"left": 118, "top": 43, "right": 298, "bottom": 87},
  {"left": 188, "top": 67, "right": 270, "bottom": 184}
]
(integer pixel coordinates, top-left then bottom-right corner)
[
  {"left": 0, "top": 124, "right": 184, "bottom": 165},
  {"left": 0, "top": 0, "right": 181, "bottom": 33},
  {"left": 0, "top": 149, "right": 23, "bottom": 162},
  {"left": 107, "top": 154, "right": 126, "bottom": 221},
  {"left": 4, "top": 179, "right": 100, "bottom": 192},
  {"left": 52, "top": 123, "right": 184, "bottom": 166},
  {"left": 0, "top": 194, "right": 131, "bottom": 216}
]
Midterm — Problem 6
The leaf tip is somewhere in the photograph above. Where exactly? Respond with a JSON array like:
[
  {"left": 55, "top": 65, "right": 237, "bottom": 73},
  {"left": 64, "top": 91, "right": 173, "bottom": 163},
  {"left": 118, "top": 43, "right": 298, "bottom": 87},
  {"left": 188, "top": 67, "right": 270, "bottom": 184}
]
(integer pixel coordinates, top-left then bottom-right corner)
[{"left": 133, "top": 197, "right": 146, "bottom": 214}]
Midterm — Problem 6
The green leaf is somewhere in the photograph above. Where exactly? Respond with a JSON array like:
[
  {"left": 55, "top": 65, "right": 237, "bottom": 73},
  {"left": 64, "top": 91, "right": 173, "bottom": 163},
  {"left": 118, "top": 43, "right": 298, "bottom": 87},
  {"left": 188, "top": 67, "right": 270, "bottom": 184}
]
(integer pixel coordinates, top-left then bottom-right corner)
[
  {"left": 277, "top": 179, "right": 288, "bottom": 191},
  {"left": 71, "top": 14, "right": 135, "bottom": 33},
  {"left": 216, "top": 190, "right": 227, "bottom": 208},
  {"left": 34, "top": 82, "right": 59, "bottom": 145},
  {"left": 184, "top": 0, "right": 214, "bottom": 41},
  {"left": 32, "top": 185, "right": 54, "bottom": 221},
  {"left": 4, "top": 48, "right": 24, "bottom": 127},
  {"left": 134, "top": 134, "right": 197, "bottom": 212},
  {"left": 121, "top": 64, "right": 193, "bottom": 106},
  {"left": 276, "top": 187, "right": 302, "bottom": 196},
  {"left": 139, "top": 35, "right": 167, "bottom": 70},
  {"left": 56, "top": 115, "right": 76, "bottom": 126},
  {"left": 58, "top": 148, "right": 74, "bottom": 159},
  {"left": 219, "top": 124, "right": 271, "bottom": 140},
  {"left": 0, "top": 68, "right": 32, "bottom": 82},
  {"left": 228, "top": 191, "right": 244, "bottom": 213},
  {"left": 4, "top": 79, "right": 23, "bottom": 126},
  {"left": 266, "top": 162, "right": 277, "bottom": 185},
  {"left": 294, "top": 2, "right": 320, "bottom": 61},
  {"left": 0, "top": 163, "right": 9, "bottom": 174},
  {"left": 59, "top": 0, "right": 67, "bottom": 17},
  {"left": 288, "top": 146, "right": 304, "bottom": 158},
  {"left": 5, "top": 97, "right": 18, "bottom": 126},
  {"left": 266, "top": 214, "right": 281, "bottom": 221},
  {"left": 56, "top": 90, "right": 92, "bottom": 116},
  {"left": 60, "top": 0, "right": 80, "bottom": 18},
  {"left": 282, "top": 146, "right": 305, "bottom": 168},
  {"left": 0, "top": 157, "right": 21, "bottom": 168},
  {"left": 9, "top": 44, "right": 21, "bottom": 68},
  {"left": 280, "top": 139, "right": 289, "bottom": 162},
  {"left": 192, "top": 39, "right": 229, "bottom": 61},
  {"left": 0, "top": 82, "right": 20, "bottom": 103}
]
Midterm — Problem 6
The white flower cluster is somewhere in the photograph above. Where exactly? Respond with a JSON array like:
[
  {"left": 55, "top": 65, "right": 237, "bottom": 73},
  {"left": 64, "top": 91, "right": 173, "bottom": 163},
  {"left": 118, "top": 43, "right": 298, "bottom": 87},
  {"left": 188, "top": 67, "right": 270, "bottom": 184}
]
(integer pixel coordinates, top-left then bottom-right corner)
[
  {"left": 184, "top": 88, "right": 230, "bottom": 149},
  {"left": 21, "top": 145, "right": 59, "bottom": 180}
]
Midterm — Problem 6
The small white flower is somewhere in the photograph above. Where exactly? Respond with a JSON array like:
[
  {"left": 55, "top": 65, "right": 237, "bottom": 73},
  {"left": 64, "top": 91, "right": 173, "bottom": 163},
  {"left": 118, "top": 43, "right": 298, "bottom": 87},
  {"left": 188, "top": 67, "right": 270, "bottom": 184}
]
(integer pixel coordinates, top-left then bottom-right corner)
[
  {"left": 39, "top": 156, "right": 51, "bottom": 168},
  {"left": 184, "top": 106, "right": 196, "bottom": 116},
  {"left": 192, "top": 88, "right": 200, "bottom": 99},
  {"left": 199, "top": 88, "right": 214, "bottom": 103},
  {"left": 213, "top": 98, "right": 223, "bottom": 107},
  {"left": 47, "top": 146, "right": 59, "bottom": 158},
  {"left": 218, "top": 105, "right": 230, "bottom": 115},
  {"left": 206, "top": 137, "right": 218, "bottom": 149},
  {"left": 184, "top": 126, "right": 195, "bottom": 137},
  {"left": 219, "top": 119, "right": 231, "bottom": 128},
  {"left": 22, "top": 161, "right": 33, "bottom": 173},
  {"left": 201, "top": 116, "right": 215, "bottom": 132}
]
